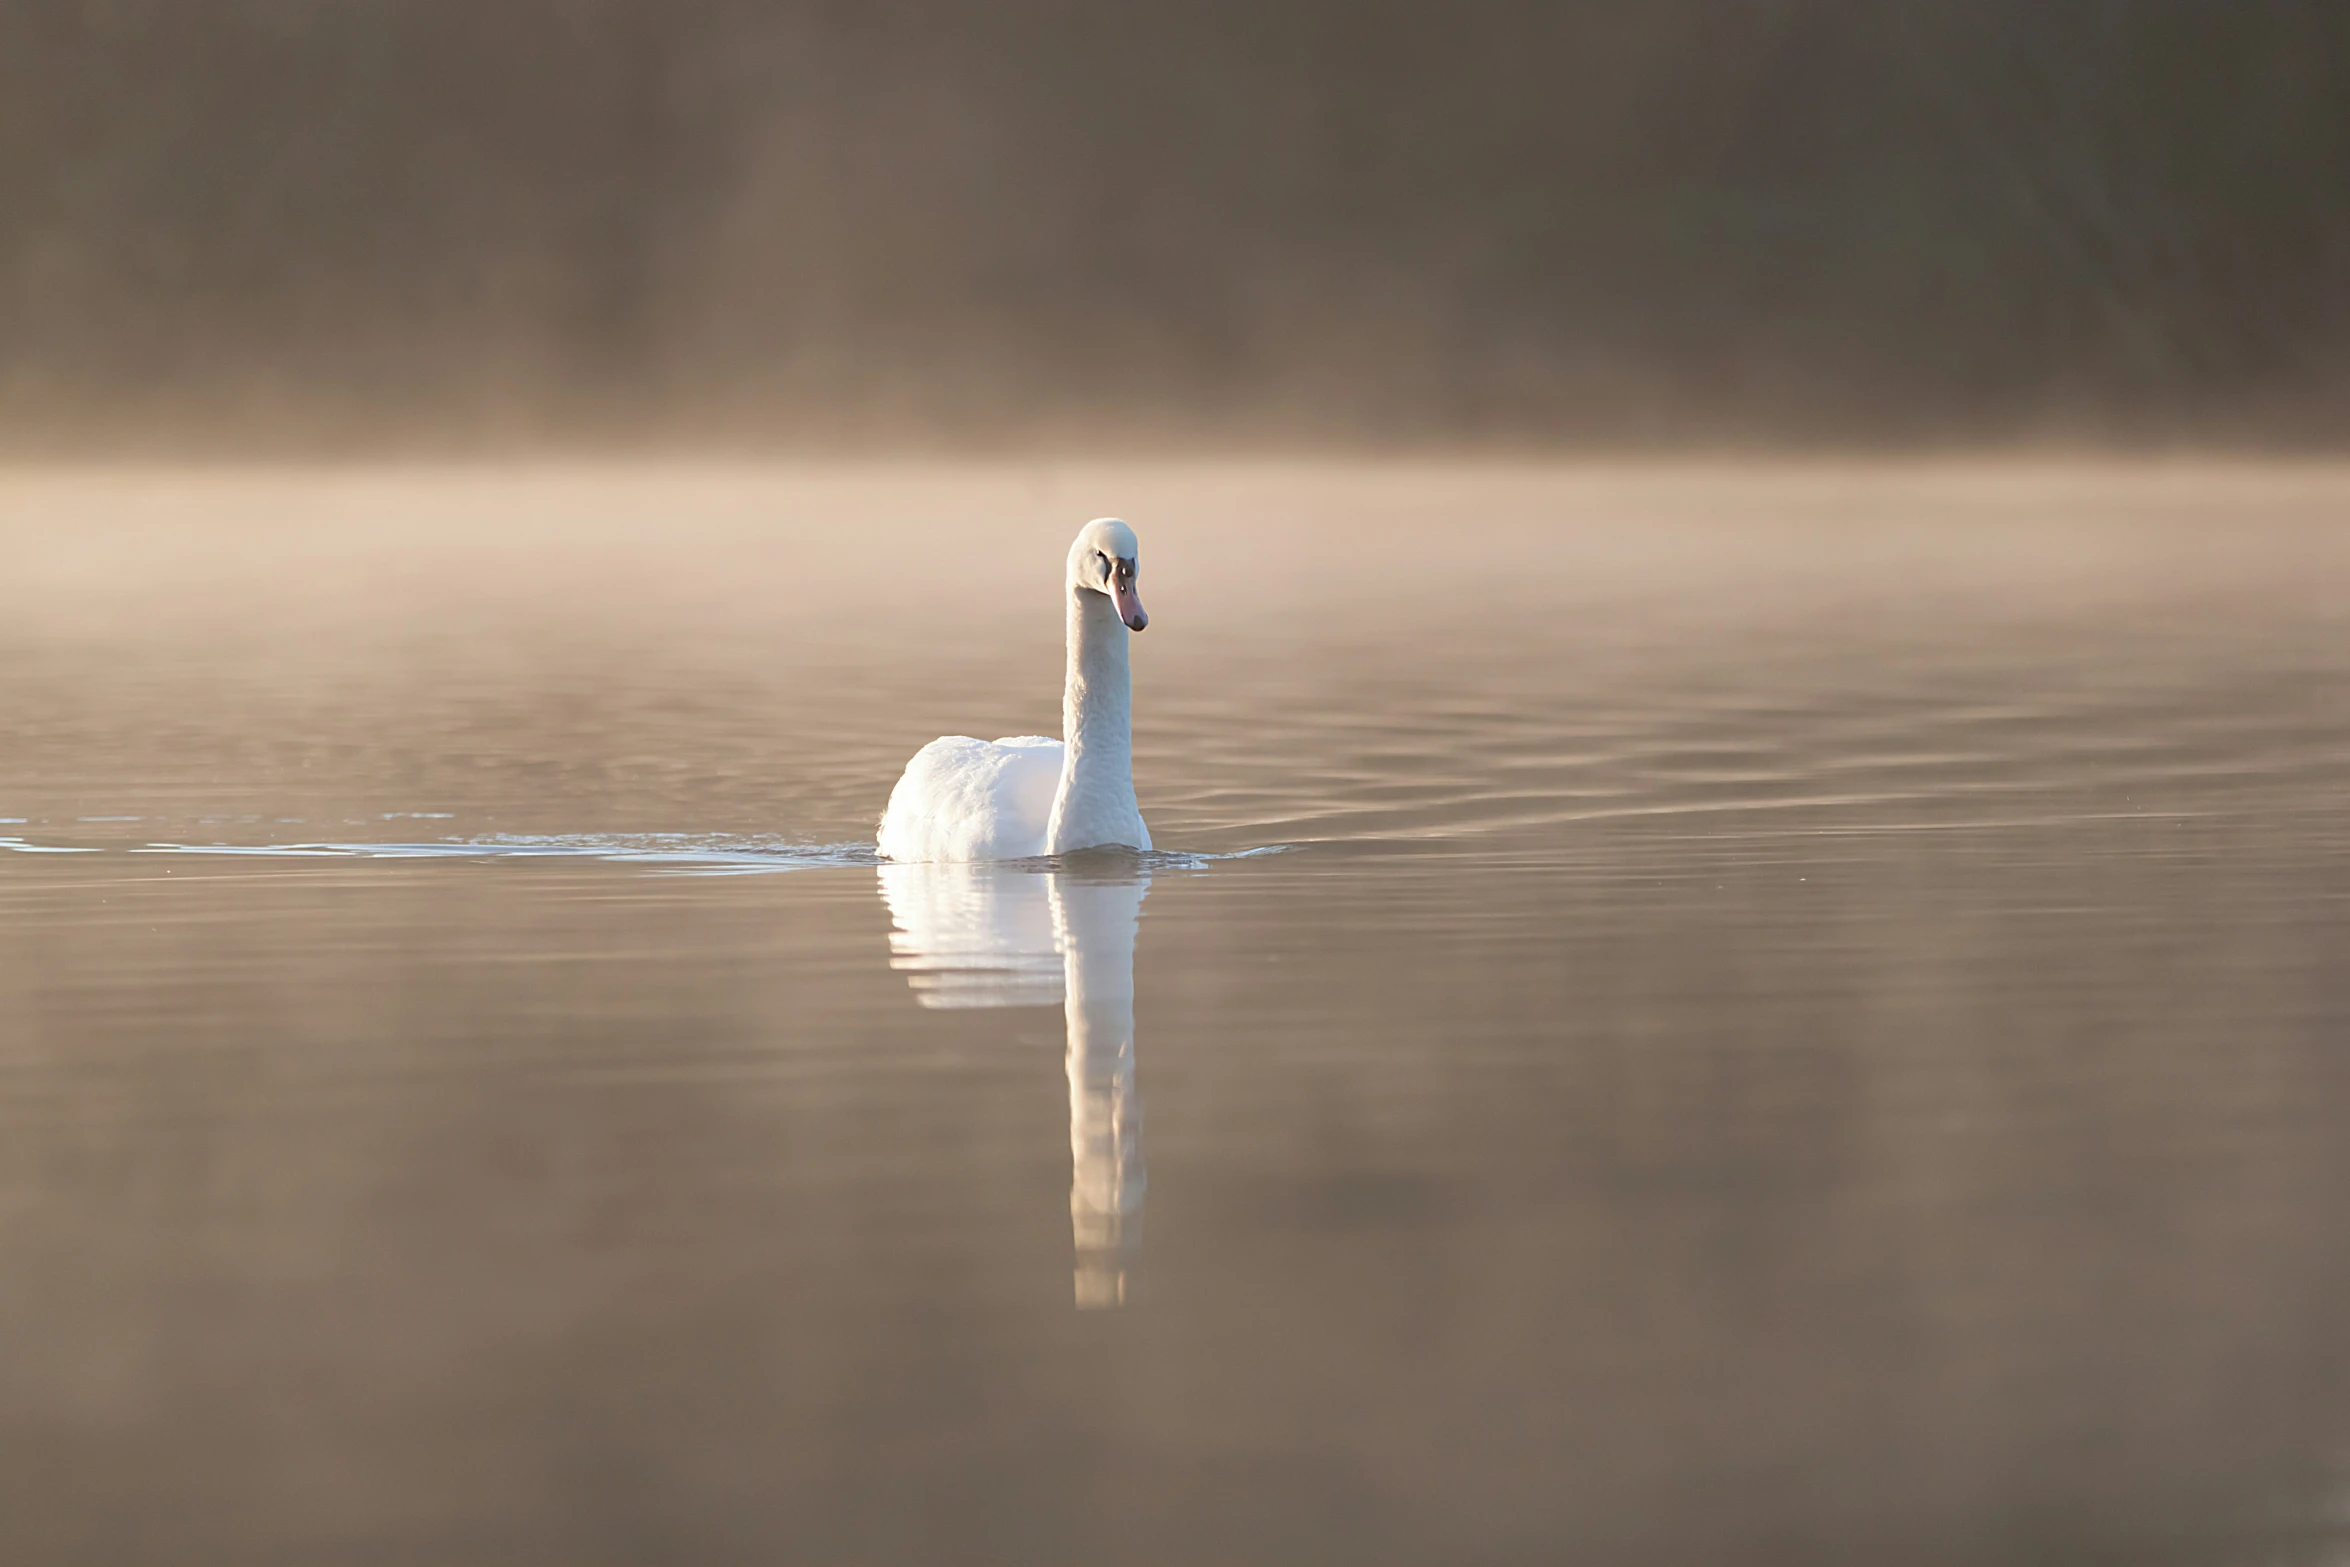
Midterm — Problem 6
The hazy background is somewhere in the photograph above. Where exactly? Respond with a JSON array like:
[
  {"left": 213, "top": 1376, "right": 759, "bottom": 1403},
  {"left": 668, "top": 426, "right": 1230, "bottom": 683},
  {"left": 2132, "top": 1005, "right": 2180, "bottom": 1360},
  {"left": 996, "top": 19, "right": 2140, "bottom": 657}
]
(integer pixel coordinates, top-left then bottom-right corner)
[{"left": 3, "top": 0, "right": 2348, "bottom": 453}]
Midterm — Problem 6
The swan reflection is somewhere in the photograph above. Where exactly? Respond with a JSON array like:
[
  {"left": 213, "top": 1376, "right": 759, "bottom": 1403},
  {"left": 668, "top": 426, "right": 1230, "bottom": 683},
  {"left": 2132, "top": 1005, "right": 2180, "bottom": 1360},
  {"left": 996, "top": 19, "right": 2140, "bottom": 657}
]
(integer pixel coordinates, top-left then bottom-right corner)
[{"left": 879, "top": 858, "right": 1148, "bottom": 1308}]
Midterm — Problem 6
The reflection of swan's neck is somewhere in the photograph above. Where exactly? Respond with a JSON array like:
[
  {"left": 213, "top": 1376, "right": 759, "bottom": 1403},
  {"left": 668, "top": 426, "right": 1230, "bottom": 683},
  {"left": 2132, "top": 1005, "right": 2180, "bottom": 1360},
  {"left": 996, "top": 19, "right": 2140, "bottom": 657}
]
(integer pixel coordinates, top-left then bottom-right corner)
[
  {"left": 1053, "top": 874, "right": 1145, "bottom": 1308},
  {"left": 1048, "top": 590, "right": 1135, "bottom": 854},
  {"left": 874, "top": 862, "right": 1148, "bottom": 1309}
]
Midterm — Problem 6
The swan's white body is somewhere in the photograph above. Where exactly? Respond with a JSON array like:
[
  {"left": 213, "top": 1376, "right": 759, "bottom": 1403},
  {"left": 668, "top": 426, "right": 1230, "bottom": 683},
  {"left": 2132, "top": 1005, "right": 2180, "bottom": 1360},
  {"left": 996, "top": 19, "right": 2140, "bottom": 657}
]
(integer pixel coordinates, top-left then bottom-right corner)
[{"left": 878, "top": 520, "right": 1151, "bottom": 862}]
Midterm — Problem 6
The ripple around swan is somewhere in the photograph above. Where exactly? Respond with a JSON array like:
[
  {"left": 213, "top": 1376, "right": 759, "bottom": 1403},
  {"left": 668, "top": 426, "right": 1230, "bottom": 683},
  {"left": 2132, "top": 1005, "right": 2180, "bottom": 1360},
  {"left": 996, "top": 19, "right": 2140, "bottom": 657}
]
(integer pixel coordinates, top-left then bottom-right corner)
[
  {"left": 114, "top": 837, "right": 1291, "bottom": 875},
  {"left": 131, "top": 835, "right": 883, "bottom": 874},
  {"left": 1135, "top": 662, "right": 2350, "bottom": 856},
  {"left": 0, "top": 837, "right": 98, "bottom": 855}
]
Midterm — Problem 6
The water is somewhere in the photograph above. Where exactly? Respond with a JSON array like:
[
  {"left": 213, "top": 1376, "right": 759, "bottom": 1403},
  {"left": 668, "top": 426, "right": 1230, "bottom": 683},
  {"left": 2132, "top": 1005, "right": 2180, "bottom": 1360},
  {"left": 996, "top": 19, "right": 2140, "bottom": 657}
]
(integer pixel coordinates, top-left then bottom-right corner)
[{"left": 1, "top": 463, "right": 2347, "bottom": 1564}]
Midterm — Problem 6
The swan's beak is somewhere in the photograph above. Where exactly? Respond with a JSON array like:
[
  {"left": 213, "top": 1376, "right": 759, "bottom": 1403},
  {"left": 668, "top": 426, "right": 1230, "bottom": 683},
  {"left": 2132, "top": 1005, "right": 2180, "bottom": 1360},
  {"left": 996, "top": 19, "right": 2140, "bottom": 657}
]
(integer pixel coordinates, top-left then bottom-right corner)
[{"left": 1111, "top": 571, "right": 1148, "bottom": 632}]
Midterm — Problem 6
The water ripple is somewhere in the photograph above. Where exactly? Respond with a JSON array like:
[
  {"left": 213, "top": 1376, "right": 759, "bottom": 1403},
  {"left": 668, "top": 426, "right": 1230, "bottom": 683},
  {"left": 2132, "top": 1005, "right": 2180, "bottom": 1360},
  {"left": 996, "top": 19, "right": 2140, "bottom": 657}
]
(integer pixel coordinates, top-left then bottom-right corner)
[{"left": 133, "top": 834, "right": 881, "bottom": 875}]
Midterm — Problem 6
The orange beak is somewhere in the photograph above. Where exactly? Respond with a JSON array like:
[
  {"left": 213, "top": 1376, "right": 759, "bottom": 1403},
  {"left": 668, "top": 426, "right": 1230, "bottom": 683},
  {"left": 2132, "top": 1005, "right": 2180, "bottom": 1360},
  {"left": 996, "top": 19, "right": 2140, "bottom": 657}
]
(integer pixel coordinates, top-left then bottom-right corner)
[{"left": 1111, "top": 567, "right": 1147, "bottom": 631}]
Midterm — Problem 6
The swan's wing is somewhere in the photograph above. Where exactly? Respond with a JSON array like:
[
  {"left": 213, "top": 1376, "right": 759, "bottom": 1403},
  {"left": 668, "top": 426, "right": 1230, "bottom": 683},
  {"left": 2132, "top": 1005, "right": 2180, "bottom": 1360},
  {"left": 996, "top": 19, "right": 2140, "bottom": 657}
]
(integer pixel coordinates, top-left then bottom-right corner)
[{"left": 877, "top": 735, "right": 1065, "bottom": 862}]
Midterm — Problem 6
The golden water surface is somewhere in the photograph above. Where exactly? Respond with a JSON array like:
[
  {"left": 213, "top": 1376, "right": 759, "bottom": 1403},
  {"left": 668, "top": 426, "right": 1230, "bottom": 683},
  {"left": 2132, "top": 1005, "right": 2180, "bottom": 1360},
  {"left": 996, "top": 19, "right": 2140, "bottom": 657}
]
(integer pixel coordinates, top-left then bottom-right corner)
[{"left": 0, "top": 463, "right": 2346, "bottom": 1564}]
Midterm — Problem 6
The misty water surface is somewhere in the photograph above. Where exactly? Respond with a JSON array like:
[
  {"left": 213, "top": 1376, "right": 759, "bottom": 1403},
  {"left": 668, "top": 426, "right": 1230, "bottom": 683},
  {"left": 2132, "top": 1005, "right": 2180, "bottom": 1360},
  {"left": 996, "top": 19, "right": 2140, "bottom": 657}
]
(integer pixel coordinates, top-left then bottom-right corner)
[{"left": 0, "top": 464, "right": 2347, "bottom": 1564}]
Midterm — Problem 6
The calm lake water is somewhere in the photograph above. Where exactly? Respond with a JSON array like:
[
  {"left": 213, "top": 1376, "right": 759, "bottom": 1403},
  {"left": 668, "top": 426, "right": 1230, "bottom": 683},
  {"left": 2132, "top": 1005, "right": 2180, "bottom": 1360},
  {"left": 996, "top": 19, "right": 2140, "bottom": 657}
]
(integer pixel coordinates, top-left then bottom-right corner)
[{"left": 1, "top": 463, "right": 2347, "bottom": 1564}]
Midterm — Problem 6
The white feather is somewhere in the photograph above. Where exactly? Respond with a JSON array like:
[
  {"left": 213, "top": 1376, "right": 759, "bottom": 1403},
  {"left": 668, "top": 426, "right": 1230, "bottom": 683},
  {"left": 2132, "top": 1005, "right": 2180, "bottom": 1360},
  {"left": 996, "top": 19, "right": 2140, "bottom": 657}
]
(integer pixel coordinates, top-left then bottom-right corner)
[{"left": 877, "top": 734, "right": 1064, "bottom": 863}]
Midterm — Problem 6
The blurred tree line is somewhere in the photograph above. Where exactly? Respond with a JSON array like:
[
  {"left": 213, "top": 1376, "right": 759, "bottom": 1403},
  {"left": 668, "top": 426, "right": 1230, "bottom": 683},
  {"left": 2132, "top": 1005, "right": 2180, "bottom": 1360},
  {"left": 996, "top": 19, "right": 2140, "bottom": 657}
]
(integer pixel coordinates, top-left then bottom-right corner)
[{"left": 1, "top": 0, "right": 2345, "bottom": 450}]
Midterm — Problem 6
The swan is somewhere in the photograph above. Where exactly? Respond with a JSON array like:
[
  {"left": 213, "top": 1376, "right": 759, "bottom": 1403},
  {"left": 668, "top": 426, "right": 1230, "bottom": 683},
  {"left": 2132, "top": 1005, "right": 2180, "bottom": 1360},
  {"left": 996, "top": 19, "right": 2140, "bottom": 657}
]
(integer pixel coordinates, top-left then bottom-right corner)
[{"left": 878, "top": 518, "right": 1151, "bottom": 862}]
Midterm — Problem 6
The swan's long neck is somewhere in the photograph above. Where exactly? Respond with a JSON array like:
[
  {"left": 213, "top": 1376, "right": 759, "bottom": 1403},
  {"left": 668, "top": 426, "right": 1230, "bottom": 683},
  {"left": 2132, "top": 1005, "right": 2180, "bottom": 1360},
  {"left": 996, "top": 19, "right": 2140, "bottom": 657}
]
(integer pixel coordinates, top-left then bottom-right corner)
[{"left": 1046, "top": 588, "right": 1139, "bottom": 854}]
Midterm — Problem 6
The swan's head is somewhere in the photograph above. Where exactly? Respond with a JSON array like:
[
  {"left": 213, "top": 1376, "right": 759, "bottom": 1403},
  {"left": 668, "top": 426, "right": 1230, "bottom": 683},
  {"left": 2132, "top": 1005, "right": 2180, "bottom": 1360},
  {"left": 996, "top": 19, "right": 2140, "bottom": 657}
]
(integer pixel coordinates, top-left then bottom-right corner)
[{"left": 1068, "top": 517, "right": 1147, "bottom": 632}]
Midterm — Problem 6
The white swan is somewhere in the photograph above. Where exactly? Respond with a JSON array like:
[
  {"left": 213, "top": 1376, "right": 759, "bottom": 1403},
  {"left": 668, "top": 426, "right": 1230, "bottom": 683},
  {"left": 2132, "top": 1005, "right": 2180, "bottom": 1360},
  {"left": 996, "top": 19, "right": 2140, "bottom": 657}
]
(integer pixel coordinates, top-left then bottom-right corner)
[{"left": 878, "top": 518, "right": 1151, "bottom": 862}]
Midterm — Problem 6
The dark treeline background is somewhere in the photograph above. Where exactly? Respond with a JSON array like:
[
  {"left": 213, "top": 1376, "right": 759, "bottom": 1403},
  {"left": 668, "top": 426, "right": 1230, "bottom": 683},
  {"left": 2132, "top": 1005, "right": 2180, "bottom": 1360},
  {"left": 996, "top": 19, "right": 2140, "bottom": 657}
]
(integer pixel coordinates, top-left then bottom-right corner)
[{"left": 3, "top": 0, "right": 2348, "bottom": 452}]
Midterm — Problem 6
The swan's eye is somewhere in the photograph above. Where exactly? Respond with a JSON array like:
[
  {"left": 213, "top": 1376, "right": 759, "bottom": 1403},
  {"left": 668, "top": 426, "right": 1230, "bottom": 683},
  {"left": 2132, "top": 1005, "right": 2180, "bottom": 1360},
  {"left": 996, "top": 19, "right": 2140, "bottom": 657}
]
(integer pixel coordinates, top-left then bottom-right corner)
[{"left": 1096, "top": 553, "right": 1111, "bottom": 580}]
